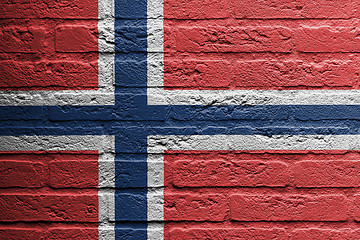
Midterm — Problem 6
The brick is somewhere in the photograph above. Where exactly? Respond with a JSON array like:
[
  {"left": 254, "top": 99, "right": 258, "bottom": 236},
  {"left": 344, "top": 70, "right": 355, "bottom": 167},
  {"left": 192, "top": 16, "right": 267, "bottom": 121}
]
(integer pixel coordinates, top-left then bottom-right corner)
[
  {"left": 0, "top": 60, "right": 98, "bottom": 90},
  {"left": 296, "top": 27, "right": 360, "bottom": 52},
  {"left": 0, "top": 161, "right": 45, "bottom": 187},
  {"left": 164, "top": 26, "right": 293, "bottom": 53},
  {"left": 172, "top": 160, "right": 289, "bottom": 187},
  {"left": 48, "top": 228, "right": 98, "bottom": 239},
  {"left": 230, "top": 194, "right": 349, "bottom": 221},
  {"left": 0, "top": 229, "right": 43, "bottom": 240},
  {"left": 164, "top": 60, "right": 232, "bottom": 89},
  {"left": 1, "top": 0, "right": 98, "bottom": 19},
  {"left": 293, "top": 161, "right": 360, "bottom": 187},
  {"left": 164, "top": 194, "right": 226, "bottom": 221},
  {"left": 232, "top": 60, "right": 354, "bottom": 89},
  {"left": 0, "top": 194, "right": 98, "bottom": 222},
  {"left": 164, "top": 60, "right": 354, "bottom": 90},
  {"left": 292, "top": 229, "right": 360, "bottom": 240},
  {"left": 164, "top": 0, "right": 231, "bottom": 19},
  {"left": 55, "top": 25, "right": 98, "bottom": 52},
  {"left": 169, "top": 228, "right": 287, "bottom": 240},
  {"left": 49, "top": 160, "right": 98, "bottom": 188},
  {"left": 235, "top": 0, "right": 354, "bottom": 19},
  {"left": 0, "top": 26, "right": 47, "bottom": 53},
  {"left": 352, "top": 195, "right": 360, "bottom": 221}
]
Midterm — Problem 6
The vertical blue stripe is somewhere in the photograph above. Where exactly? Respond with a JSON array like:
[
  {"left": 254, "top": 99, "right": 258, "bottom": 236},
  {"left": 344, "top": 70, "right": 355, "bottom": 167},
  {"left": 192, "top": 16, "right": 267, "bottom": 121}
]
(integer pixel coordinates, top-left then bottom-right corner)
[{"left": 114, "top": 0, "right": 148, "bottom": 238}]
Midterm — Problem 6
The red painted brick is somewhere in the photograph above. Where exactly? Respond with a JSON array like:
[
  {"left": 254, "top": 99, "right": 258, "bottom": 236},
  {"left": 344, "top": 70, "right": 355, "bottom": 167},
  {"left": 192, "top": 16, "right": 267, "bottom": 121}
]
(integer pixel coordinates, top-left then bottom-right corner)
[
  {"left": 293, "top": 161, "right": 360, "bottom": 187},
  {"left": 0, "top": 60, "right": 98, "bottom": 90},
  {"left": 292, "top": 229, "right": 360, "bottom": 240},
  {"left": 164, "top": 0, "right": 231, "bottom": 19},
  {"left": 352, "top": 195, "right": 360, "bottom": 221},
  {"left": 230, "top": 194, "right": 349, "bottom": 221},
  {"left": 164, "top": 26, "right": 293, "bottom": 53},
  {"left": 0, "top": 229, "right": 43, "bottom": 240},
  {"left": 48, "top": 228, "right": 98, "bottom": 239},
  {"left": 0, "top": 26, "right": 47, "bottom": 53},
  {"left": 164, "top": 194, "right": 226, "bottom": 221},
  {"left": 233, "top": 60, "right": 354, "bottom": 89},
  {"left": 50, "top": 160, "right": 98, "bottom": 188},
  {"left": 235, "top": 0, "right": 355, "bottom": 19},
  {"left": 172, "top": 160, "right": 289, "bottom": 187},
  {"left": 169, "top": 228, "right": 287, "bottom": 240},
  {"left": 0, "top": 194, "right": 98, "bottom": 222},
  {"left": 296, "top": 27, "right": 360, "bottom": 52},
  {"left": 164, "top": 60, "right": 354, "bottom": 90},
  {"left": 0, "top": 161, "right": 45, "bottom": 187},
  {"left": 1, "top": 0, "right": 98, "bottom": 19},
  {"left": 55, "top": 25, "right": 98, "bottom": 52},
  {"left": 164, "top": 60, "right": 232, "bottom": 89}
]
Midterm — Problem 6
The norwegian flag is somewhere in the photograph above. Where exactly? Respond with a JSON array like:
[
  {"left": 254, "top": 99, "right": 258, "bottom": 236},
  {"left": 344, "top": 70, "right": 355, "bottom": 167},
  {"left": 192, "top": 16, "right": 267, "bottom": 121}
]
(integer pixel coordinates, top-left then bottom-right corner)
[{"left": 1, "top": 0, "right": 360, "bottom": 239}]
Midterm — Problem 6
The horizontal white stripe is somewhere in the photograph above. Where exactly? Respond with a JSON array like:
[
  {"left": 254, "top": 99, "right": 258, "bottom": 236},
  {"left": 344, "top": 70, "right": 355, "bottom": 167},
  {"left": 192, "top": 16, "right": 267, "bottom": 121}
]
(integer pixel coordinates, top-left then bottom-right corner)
[
  {"left": 0, "top": 135, "right": 115, "bottom": 152},
  {"left": 0, "top": 91, "right": 114, "bottom": 106},
  {"left": 147, "top": 88, "right": 360, "bottom": 105},
  {"left": 147, "top": 135, "right": 360, "bottom": 152}
]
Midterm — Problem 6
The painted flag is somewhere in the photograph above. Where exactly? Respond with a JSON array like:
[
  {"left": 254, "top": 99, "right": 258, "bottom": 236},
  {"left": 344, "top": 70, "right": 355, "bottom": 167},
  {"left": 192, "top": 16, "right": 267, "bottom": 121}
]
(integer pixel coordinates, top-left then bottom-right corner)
[{"left": 2, "top": 0, "right": 360, "bottom": 239}]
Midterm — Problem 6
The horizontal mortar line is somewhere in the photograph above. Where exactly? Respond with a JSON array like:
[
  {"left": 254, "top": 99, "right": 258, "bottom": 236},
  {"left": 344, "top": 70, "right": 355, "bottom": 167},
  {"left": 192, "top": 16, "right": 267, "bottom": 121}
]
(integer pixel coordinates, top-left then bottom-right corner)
[{"left": 163, "top": 17, "right": 357, "bottom": 21}]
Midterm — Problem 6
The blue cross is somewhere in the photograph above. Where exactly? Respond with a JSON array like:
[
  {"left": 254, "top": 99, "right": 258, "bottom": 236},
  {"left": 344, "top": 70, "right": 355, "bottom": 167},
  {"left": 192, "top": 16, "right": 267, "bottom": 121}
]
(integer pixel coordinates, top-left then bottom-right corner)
[{"left": 1, "top": 0, "right": 360, "bottom": 239}]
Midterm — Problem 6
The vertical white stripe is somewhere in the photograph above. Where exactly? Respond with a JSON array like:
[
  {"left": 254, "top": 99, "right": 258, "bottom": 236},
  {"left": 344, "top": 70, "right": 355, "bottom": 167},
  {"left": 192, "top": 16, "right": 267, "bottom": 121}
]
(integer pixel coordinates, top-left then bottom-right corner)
[
  {"left": 98, "top": 0, "right": 115, "bottom": 105},
  {"left": 147, "top": 154, "right": 164, "bottom": 187},
  {"left": 147, "top": 1, "right": 165, "bottom": 238},
  {"left": 147, "top": 135, "right": 360, "bottom": 151},
  {"left": 147, "top": 153, "right": 164, "bottom": 239},
  {"left": 147, "top": 0, "right": 164, "bottom": 106},
  {"left": 98, "top": 153, "right": 116, "bottom": 240},
  {"left": 98, "top": 0, "right": 116, "bottom": 233}
]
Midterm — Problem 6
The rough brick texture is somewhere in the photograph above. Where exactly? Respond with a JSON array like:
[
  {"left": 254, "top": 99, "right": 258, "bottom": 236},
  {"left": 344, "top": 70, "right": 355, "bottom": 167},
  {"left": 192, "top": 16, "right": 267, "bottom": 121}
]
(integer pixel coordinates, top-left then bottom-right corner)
[
  {"left": 164, "top": 26, "right": 294, "bottom": 53},
  {"left": 2, "top": 0, "right": 360, "bottom": 239},
  {"left": 164, "top": 194, "right": 227, "bottom": 221},
  {"left": 230, "top": 194, "right": 349, "bottom": 221},
  {"left": 0, "top": 194, "right": 98, "bottom": 222},
  {"left": 169, "top": 228, "right": 287, "bottom": 240},
  {"left": 0, "top": 19, "right": 98, "bottom": 91},
  {"left": 164, "top": 60, "right": 355, "bottom": 90},
  {"left": 0, "top": 151, "right": 100, "bottom": 238}
]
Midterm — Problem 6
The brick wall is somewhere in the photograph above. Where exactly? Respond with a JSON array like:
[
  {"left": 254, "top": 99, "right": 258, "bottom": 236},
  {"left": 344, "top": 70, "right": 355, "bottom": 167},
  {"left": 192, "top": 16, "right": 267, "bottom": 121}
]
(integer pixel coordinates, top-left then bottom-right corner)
[{"left": 1, "top": 0, "right": 360, "bottom": 239}]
